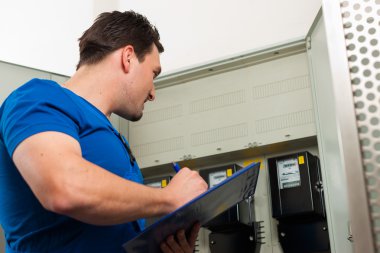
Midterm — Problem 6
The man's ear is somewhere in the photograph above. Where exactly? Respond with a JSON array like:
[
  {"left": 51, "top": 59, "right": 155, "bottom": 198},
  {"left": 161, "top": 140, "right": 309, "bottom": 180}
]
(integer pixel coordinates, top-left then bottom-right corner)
[{"left": 121, "top": 45, "right": 134, "bottom": 73}]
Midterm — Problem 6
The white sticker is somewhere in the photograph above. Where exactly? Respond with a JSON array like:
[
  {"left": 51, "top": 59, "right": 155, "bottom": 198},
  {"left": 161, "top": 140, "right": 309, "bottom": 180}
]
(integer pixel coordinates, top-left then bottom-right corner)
[
  {"left": 209, "top": 171, "right": 227, "bottom": 188},
  {"left": 277, "top": 158, "right": 301, "bottom": 189}
]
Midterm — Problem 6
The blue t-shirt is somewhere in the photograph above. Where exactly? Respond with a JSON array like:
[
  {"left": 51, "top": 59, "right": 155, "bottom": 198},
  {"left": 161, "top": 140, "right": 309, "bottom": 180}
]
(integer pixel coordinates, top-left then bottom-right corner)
[{"left": 0, "top": 79, "right": 145, "bottom": 253}]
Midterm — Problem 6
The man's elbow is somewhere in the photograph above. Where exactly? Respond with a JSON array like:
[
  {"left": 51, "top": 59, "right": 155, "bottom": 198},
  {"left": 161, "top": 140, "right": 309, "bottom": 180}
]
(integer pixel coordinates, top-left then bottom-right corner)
[{"left": 37, "top": 187, "right": 78, "bottom": 216}]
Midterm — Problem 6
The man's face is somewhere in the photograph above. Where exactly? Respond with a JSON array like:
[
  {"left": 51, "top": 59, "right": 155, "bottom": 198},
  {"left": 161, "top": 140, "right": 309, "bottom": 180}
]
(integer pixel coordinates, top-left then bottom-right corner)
[{"left": 118, "top": 45, "right": 161, "bottom": 121}]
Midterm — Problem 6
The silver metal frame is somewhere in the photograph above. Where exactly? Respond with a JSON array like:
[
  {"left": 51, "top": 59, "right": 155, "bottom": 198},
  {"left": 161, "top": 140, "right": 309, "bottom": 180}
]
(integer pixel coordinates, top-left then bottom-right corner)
[
  {"left": 307, "top": 9, "right": 353, "bottom": 252},
  {"left": 321, "top": 0, "right": 375, "bottom": 252}
]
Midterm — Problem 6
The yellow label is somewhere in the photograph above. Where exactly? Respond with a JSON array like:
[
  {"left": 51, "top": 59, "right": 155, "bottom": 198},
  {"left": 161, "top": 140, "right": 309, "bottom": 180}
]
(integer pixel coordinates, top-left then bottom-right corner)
[
  {"left": 243, "top": 158, "right": 264, "bottom": 169},
  {"left": 226, "top": 168, "right": 233, "bottom": 177},
  {"left": 298, "top": 156, "right": 305, "bottom": 165},
  {"left": 161, "top": 179, "right": 167, "bottom": 188}
]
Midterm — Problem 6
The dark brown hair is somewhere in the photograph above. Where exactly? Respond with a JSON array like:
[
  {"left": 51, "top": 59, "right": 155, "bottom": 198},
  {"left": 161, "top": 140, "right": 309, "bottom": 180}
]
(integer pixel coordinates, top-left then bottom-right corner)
[{"left": 76, "top": 10, "right": 164, "bottom": 69}]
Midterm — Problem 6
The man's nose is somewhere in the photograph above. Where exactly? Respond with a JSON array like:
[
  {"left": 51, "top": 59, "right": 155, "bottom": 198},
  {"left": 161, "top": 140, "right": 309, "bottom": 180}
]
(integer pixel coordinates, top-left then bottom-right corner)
[{"left": 148, "top": 86, "right": 155, "bottom": 101}]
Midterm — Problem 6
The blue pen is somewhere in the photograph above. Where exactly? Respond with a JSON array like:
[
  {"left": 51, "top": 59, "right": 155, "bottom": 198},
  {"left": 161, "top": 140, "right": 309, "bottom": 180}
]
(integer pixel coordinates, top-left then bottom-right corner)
[{"left": 172, "top": 162, "right": 181, "bottom": 173}]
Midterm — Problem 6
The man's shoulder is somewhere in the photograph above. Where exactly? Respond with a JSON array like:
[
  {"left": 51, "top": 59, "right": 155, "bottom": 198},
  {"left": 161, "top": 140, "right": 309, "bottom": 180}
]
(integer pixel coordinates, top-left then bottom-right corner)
[
  {"left": 1, "top": 78, "right": 74, "bottom": 121},
  {"left": 5, "top": 78, "right": 65, "bottom": 104},
  {"left": 17, "top": 78, "right": 61, "bottom": 94}
]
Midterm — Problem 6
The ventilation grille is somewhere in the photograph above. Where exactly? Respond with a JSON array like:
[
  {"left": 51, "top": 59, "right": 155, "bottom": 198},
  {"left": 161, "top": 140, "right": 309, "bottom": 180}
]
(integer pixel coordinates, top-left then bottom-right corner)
[
  {"left": 191, "top": 123, "right": 248, "bottom": 146},
  {"left": 132, "top": 137, "right": 184, "bottom": 157},
  {"left": 252, "top": 75, "right": 310, "bottom": 99},
  {"left": 190, "top": 90, "right": 245, "bottom": 113},
  {"left": 341, "top": 0, "right": 380, "bottom": 249},
  {"left": 135, "top": 105, "right": 183, "bottom": 125},
  {"left": 255, "top": 109, "right": 314, "bottom": 133}
]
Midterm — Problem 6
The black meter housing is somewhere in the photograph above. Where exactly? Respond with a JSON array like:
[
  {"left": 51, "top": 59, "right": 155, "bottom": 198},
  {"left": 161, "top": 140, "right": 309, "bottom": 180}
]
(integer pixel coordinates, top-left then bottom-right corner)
[
  {"left": 268, "top": 151, "right": 330, "bottom": 253},
  {"left": 268, "top": 151, "right": 325, "bottom": 219},
  {"left": 199, "top": 164, "right": 262, "bottom": 253},
  {"left": 199, "top": 164, "right": 242, "bottom": 229}
]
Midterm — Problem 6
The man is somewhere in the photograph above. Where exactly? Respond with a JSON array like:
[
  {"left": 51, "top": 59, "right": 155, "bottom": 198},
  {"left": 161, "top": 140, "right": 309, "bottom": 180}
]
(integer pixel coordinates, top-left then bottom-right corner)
[{"left": 0, "top": 11, "right": 208, "bottom": 253}]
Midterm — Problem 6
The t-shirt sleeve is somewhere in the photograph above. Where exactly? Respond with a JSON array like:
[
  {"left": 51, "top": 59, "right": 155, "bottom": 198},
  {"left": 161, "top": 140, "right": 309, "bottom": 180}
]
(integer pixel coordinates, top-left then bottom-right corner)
[{"left": 1, "top": 81, "right": 81, "bottom": 157}]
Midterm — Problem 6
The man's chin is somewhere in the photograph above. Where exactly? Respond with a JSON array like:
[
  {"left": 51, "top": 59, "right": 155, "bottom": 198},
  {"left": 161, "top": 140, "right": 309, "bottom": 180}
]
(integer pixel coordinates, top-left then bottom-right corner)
[
  {"left": 128, "top": 113, "right": 143, "bottom": 122},
  {"left": 114, "top": 110, "right": 143, "bottom": 122}
]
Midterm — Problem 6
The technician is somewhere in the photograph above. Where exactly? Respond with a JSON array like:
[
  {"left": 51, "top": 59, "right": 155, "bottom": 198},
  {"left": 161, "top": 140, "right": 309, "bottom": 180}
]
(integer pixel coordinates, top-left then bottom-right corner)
[{"left": 0, "top": 10, "right": 208, "bottom": 253}]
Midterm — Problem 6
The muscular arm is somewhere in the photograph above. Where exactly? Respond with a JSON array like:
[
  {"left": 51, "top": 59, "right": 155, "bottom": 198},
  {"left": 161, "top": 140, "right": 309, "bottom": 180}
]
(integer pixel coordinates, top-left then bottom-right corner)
[{"left": 12, "top": 131, "right": 207, "bottom": 225}]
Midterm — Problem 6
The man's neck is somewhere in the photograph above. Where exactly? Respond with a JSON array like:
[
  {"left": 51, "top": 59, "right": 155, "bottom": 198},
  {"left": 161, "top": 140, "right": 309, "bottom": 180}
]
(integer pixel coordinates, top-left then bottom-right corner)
[{"left": 63, "top": 64, "right": 119, "bottom": 119}]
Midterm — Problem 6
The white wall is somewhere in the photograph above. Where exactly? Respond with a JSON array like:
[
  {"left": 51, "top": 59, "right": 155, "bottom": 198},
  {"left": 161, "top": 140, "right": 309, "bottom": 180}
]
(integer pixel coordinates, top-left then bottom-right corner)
[
  {"left": 0, "top": 0, "right": 93, "bottom": 76},
  {"left": 124, "top": 0, "right": 321, "bottom": 74},
  {"left": 0, "top": 0, "right": 320, "bottom": 76}
]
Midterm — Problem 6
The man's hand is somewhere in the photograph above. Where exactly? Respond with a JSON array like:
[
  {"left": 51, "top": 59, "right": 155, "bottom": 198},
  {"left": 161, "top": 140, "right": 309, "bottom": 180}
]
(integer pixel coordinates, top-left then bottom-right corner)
[
  {"left": 160, "top": 223, "right": 201, "bottom": 253},
  {"left": 163, "top": 167, "right": 208, "bottom": 211}
]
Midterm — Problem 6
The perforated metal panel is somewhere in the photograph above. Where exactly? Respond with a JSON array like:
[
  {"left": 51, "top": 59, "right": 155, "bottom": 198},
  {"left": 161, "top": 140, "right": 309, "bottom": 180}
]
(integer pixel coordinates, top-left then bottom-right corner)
[{"left": 340, "top": 0, "right": 380, "bottom": 250}]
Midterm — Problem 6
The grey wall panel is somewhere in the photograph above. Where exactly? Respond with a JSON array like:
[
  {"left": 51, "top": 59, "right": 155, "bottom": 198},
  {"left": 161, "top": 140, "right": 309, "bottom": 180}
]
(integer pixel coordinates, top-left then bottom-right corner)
[{"left": 129, "top": 53, "right": 316, "bottom": 168}]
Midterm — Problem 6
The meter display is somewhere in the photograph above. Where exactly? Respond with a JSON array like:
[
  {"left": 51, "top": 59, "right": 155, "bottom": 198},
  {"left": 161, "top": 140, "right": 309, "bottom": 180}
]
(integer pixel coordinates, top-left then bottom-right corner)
[
  {"left": 146, "top": 181, "right": 162, "bottom": 188},
  {"left": 209, "top": 170, "right": 228, "bottom": 188},
  {"left": 277, "top": 158, "right": 301, "bottom": 189}
]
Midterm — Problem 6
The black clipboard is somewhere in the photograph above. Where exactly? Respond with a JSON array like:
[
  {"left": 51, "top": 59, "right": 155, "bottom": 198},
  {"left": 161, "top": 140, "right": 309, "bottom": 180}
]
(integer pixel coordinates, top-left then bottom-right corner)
[{"left": 123, "top": 162, "right": 260, "bottom": 253}]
